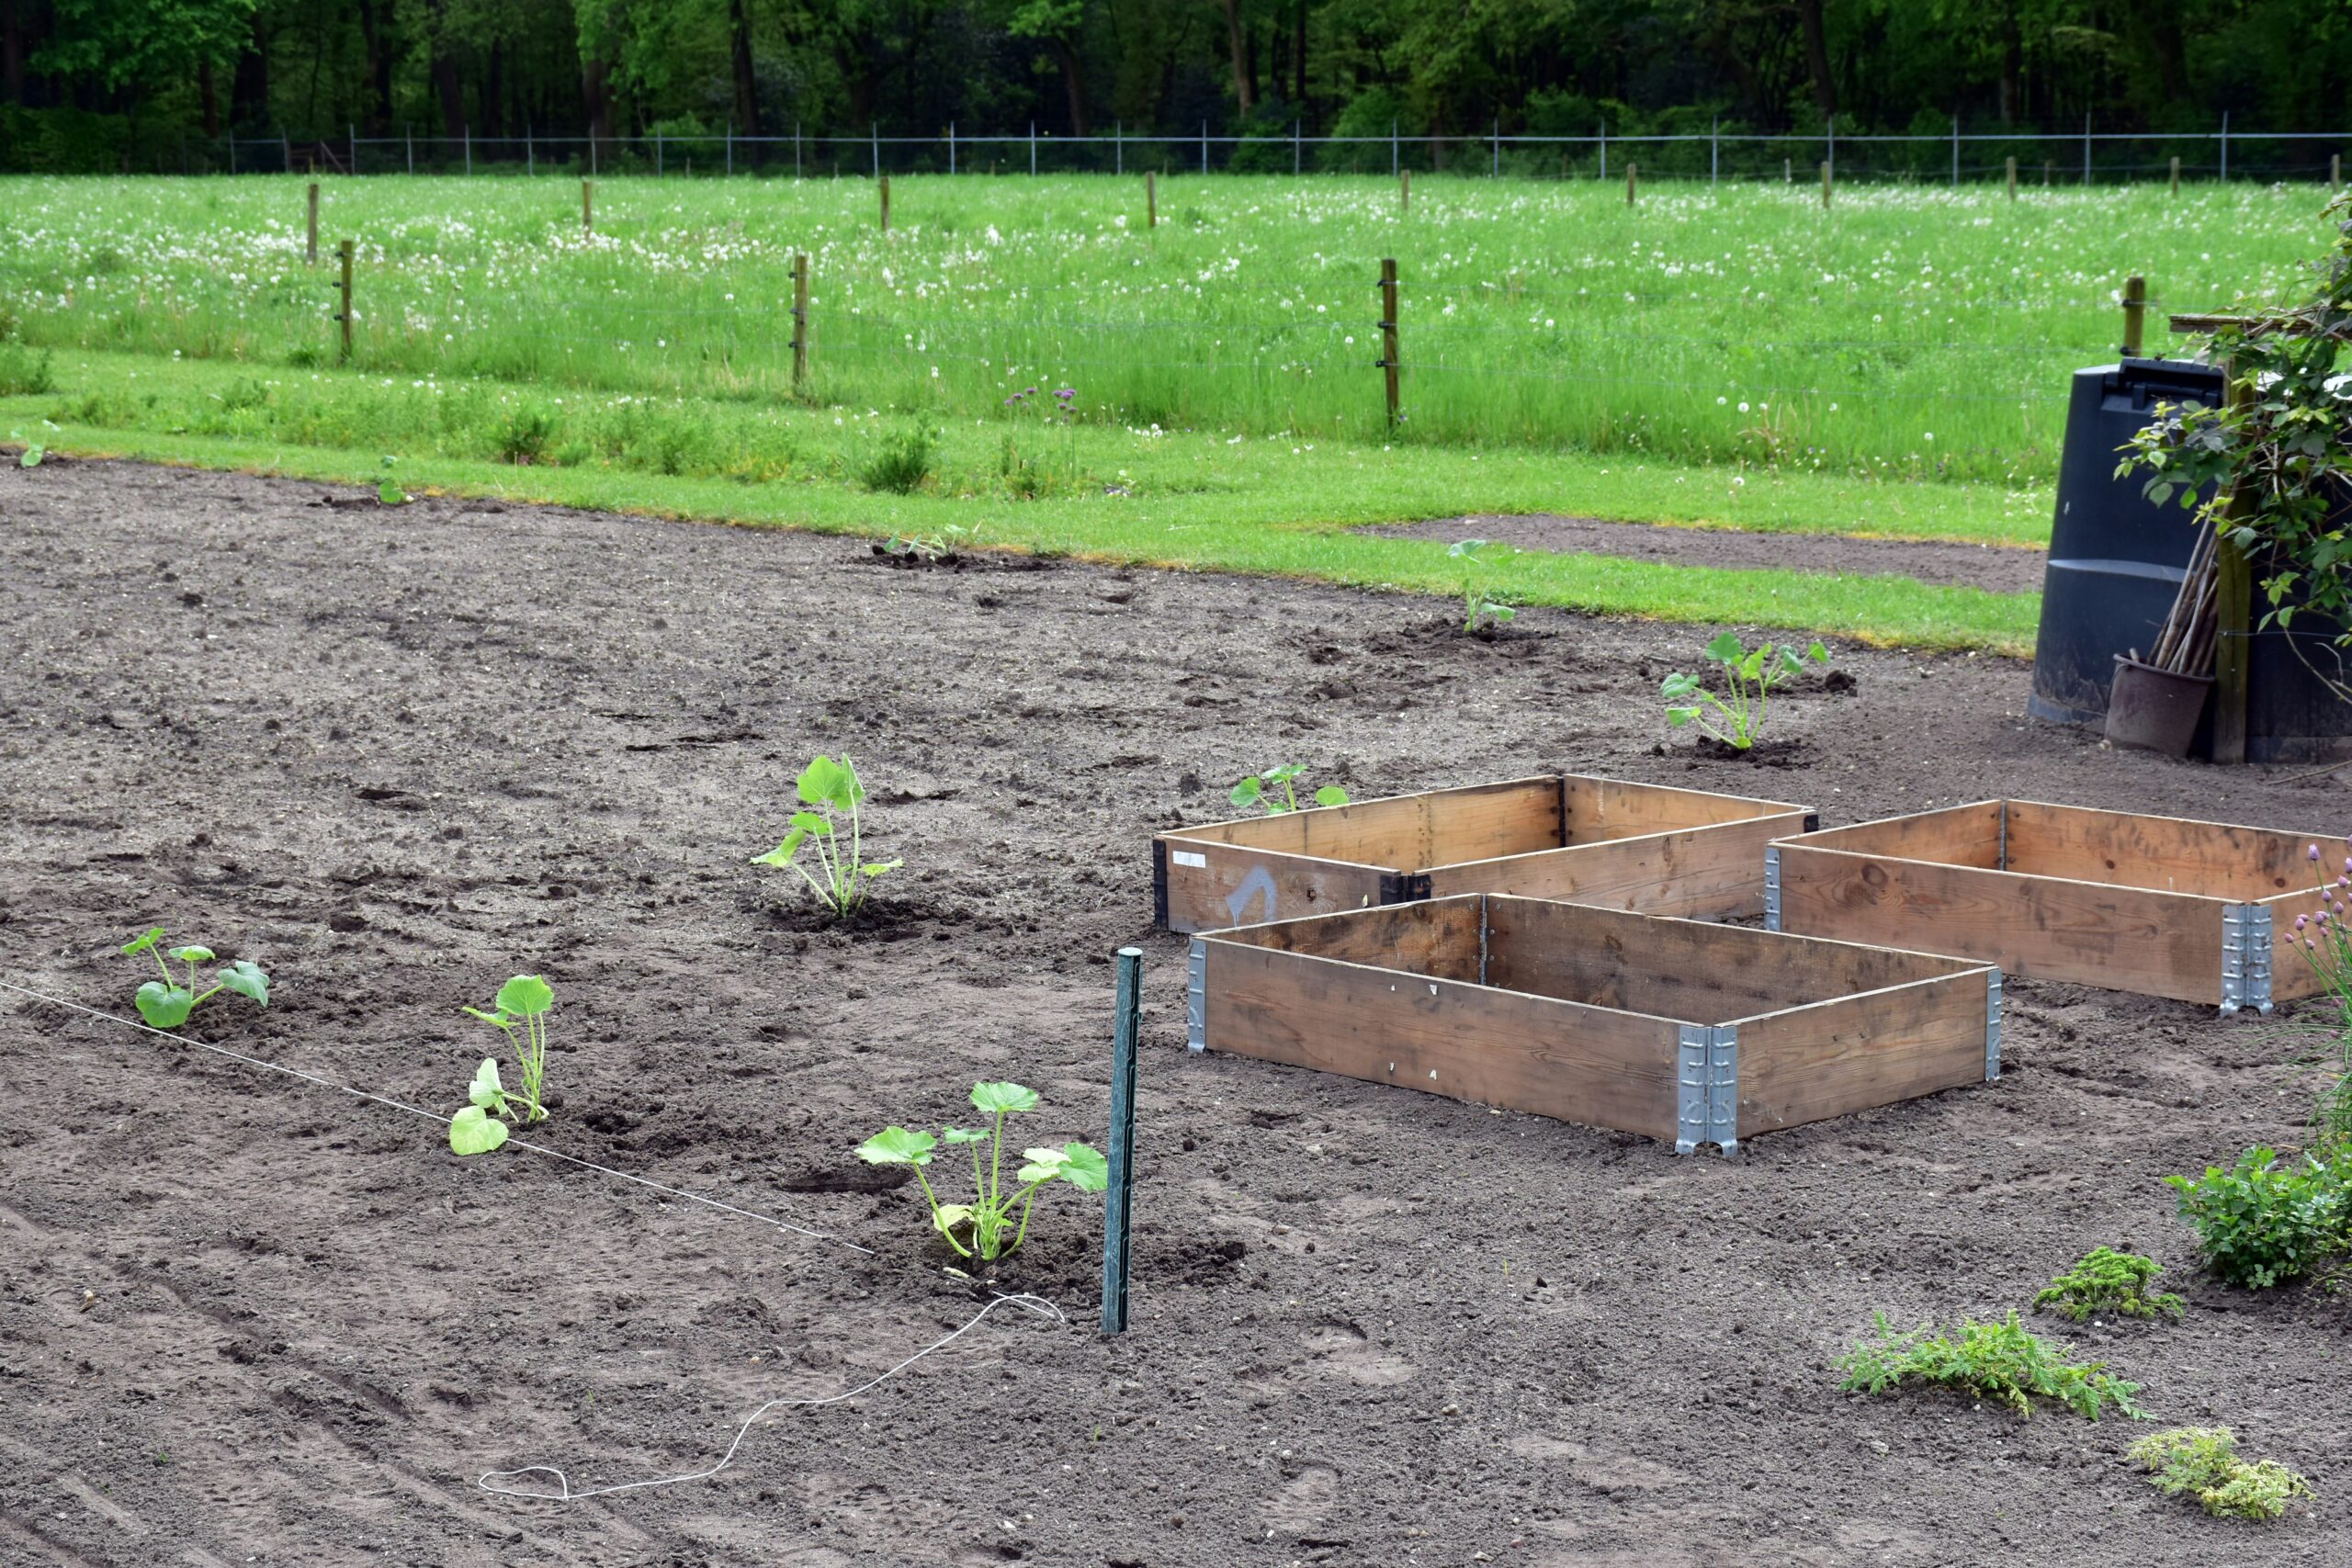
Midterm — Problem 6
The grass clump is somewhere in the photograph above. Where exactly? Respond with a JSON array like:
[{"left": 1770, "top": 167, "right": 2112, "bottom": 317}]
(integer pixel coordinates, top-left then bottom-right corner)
[
  {"left": 0, "top": 342, "right": 53, "bottom": 396},
  {"left": 2129, "top": 1427, "right": 2315, "bottom": 1521},
  {"left": 1836, "top": 1310, "right": 2146, "bottom": 1420},
  {"left": 2031, "top": 1247, "right": 2184, "bottom": 1322},
  {"left": 2166, "top": 1146, "right": 2351, "bottom": 1288},
  {"left": 858, "top": 420, "right": 937, "bottom": 494}
]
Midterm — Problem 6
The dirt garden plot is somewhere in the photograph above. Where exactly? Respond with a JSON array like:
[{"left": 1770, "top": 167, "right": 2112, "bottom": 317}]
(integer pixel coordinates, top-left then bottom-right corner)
[{"left": 0, "top": 458, "right": 2346, "bottom": 1568}]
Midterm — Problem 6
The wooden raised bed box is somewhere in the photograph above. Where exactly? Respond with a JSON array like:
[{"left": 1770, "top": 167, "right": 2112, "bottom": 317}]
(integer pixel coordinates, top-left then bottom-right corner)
[
  {"left": 1185, "top": 895, "right": 2000, "bottom": 1156},
  {"left": 1770, "top": 800, "right": 2334, "bottom": 1011},
  {"left": 1152, "top": 774, "right": 1814, "bottom": 935}
]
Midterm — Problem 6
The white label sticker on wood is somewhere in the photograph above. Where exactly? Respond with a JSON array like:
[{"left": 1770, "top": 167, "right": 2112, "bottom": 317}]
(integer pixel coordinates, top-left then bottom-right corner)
[{"left": 1171, "top": 851, "right": 1207, "bottom": 869}]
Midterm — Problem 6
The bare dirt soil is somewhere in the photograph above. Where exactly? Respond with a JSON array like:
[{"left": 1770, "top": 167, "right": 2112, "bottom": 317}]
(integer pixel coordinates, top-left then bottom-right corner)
[
  {"left": 0, "top": 458, "right": 2344, "bottom": 1568},
  {"left": 1363, "top": 513, "right": 2047, "bottom": 596}
]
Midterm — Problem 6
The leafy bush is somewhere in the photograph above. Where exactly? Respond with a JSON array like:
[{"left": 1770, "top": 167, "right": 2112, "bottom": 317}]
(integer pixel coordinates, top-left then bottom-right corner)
[
  {"left": 1836, "top": 1311, "right": 2147, "bottom": 1420},
  {"left": 119, "top": 926, "right": 269, "bottom": 1029},
  {"left": 858, "top": 421, "right": 936, "bottom": 494},
  {"left": 857, "top": 1081, "right": 1107, "bottom": 1263},
  {"left": 2031, "top": 1247, "right": 2184, "bottom": 1322},
  {"left": 752, "top": 754, "right": 900, "bottom": 919},
  {"left": 493, "top": 403, "right": 558, "bottom": 465},
  {"left": 2165, "top": 1146, "right": 2351, "bottom": 1288},
  {"left": 2129, "top": 1427, "right": 2315, "bottom": 1521}
]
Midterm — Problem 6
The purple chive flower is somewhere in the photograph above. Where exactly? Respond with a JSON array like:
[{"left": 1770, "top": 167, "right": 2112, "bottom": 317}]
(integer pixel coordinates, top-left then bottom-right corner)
[
  {"left": 2298, "top": 914, "right": 2310, "bottom": 930},
  {"left": 2312, "top": 844, "right": 2323, "bottom": 862}
]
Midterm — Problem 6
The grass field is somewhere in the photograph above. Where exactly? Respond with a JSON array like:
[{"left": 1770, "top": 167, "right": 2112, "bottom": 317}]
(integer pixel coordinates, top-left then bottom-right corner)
[{"left": 0, "top": 174, "right": 2320, "bottom": 651}]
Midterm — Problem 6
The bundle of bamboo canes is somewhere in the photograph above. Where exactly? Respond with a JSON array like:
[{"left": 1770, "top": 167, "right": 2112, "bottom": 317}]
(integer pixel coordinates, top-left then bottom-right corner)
[{"left": 2142, "top": 518, "right": 2220, "bottom": 675}]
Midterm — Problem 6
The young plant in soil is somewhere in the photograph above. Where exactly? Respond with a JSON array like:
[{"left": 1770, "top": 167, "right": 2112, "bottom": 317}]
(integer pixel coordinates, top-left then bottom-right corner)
[
  {"left": 2129, "top": 1427, "right": 2316, "bottom": 1521},
  {"left": 2032, "top": 1247, "right": 2184, "bottom": 1322},
  {"left": 1447, "top": 538, "right": 1518, "bottom": 633},
  {"left": 119, "top": 927, "right": 269, "bottom": 1028},
  {"left": 1836, "top": 1310, "right": 2147, "bottom": 1420},
  {"left": 857, "top": 1081, "right": 1107, "bottom": 1263},
  {"left": 2165, "top": 1146, "right": 2350, "bottom": 1288},
  {"left": 1229, "top": 763, "right": 1350, "bottom": 815},
  {"left": 1661, "top": 632, "right": 1830, "bottom": 750},
  {"left": 9, "top": 427, "right": 44, "bottom": 468},
  {"left": 752, "top": 754, "right": 901, "bottom": 919},
  {"left": 450, "top": 974, "right": 555, "bottom": 1156},
  {"left": 377, "top": 455, "right": 407, "bottom": 505}
]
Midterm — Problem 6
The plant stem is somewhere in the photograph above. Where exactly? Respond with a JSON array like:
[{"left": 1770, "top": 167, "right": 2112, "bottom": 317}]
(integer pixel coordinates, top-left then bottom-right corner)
[{"left": 909, "top": 1164, "right": 969, "bottom": 1256}]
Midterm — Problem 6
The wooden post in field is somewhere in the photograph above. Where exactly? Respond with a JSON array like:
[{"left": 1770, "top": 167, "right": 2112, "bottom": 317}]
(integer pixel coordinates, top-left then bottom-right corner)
[
  {"left": 306, "top": 182, "right": 319, "bottom": 265},
  {"left": 1626, "top": 162, "right": 1637, "bottom": 206},
  {"left": 1821, "top": 160, "right": 1832, "bottom": 208},
  {"left": 336, "top": 240, "right": 354, "bottom": 362},
  {"left": 1782, "top": 156, "right": 1791, "bottom": 183},
  {"left": 1377, "top": 257, "right": 1401, "bottom": 430},
  {"left": 2212, "top": 369, "right": 2255, "bottom": 764},
  {"left": 2007, "top": 156, "right": 2018, "bottom": 199},
  {"left": 2121, "top": 275, "right": 2146, "bottom": 357},
  {"left": 2042, "top": 158, "right": 2053, "bottom": 186},
  {"left": 1146, "top": 170, "right": 1157, "bottom": 230},
  {"left": 1400, "top": 167, "right": 1410, "bottom": 213},
  {"left": 2335, "top": 152, "right": 2344, "bottom": 189},
  {"left": 582, "top": 178, "right": 594, "bottom": 235},
  {"left": 791, "top": 253, "right": 810, "bottom": 394},
  {"left": 879, "top": 174, "right": 890, "bottom": 233},
  {"left": 2170, "top": 155, "right": 2181, "bottom": 196}
]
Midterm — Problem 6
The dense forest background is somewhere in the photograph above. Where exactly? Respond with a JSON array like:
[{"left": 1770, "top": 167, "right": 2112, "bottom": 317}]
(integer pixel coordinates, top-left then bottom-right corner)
[{"left": 1, "top": 0, "right": 2346, "bottom": 172}]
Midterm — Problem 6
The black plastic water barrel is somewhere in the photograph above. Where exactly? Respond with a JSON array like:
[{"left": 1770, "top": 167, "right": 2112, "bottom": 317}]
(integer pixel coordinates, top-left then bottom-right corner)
[{"left": 2029, "top": 358, "right": 2352, "bottom": 763}]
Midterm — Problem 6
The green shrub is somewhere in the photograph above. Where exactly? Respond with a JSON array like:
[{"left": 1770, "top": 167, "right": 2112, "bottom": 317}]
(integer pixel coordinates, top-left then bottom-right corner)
[
  {"left": 493, "top": 403, "right": 557, "bottom": 465},
  {"left": 2129, "top": 1427, "right": 2315, "bottom": 1521},
  {"left": 859, "top": 421, "right": 936, "bottom": 494},
  {"left": 0, "top": 343, "right": 53, "bottom": 396},
  {"left": 2166, "top": 1147, "right": 2352, "bottom": 1288},
  {"left": 2031, "top": 1247, "right": 2184, "bottom": 1322},
  {"left": 1836, "top": 1311, "right": 2146, "bottom": 1420}
]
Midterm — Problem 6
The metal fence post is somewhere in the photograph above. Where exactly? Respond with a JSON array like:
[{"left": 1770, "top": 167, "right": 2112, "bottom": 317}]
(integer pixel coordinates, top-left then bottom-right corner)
[
  {"left": 725, "top": 121, "right": 731, "bottom": 176},
  {"left": 794, "top": 120, "right": 801, "bottom": 179},
  {"left": 336, "top": 239, "right": 354, "bottom": 362},
  {"left": 1201, "top": 118, "right": 1208, "bottom": 175},
  {"left": 405, "top": 124, "right": 413, "bottom": 175},
  {"left": 1099, "top": 947, "right": 1143, "bottom": 1336},
  {"left": 1492, "top": 117, "right": 1499, "bottom": 177},
  {"left": 1711, "top": 116, "right": 1719, "bottom": 186},
  {"left": 1600, "top": 119, "right": 1607, "bottom": 181},
  {"left": 949, "top": 120, "right": 956, "bottom": 175},
  {"left": 2083, "top": 112, "right": 2092, "bottom": 185},
  {"left": 1030, "top": 119, "right": 1037, "bottom": 175},
  {"left": 349, "top": 122, "right": 356, "bottom": 174},
  {"left": 2220, "top": 111, "right": 2230, "bottom": 181},
  {"left": 1378, "top": 256, "right": 1400, "bottom": 429},
  {"left": 464, "top": 123, "right": 472, "bottom": 175},
  {"left": 1295, "top": 119, "right": 1302, "bottom": 175},
  {"left": 871, "top": 120, "right": 879, "bottom": 179},
  {"left": 791, "top": 252, "right": 809, "bottom": 392},
  {"left": 527, "top": 124, "right": 536, "bottom": 176},
  {"left": 1114, "top": 120, "right": 1121, "bottom": 176},
  {"left": 1826, "top": 112, "right": 1834, "bottom": 182},
  {"left": 1951, "top": 115, "right": 1959, "bottom": 186},
  {"left": 1391, "top": 118, "right": 1398, "bottom": 177}
]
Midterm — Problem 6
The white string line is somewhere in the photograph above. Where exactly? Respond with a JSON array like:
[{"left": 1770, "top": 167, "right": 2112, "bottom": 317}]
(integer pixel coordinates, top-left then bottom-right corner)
[
  {"left": 477, "top": 1292, "right": 1065, "bottom": 1502},
  {"left": 0, "top": 978, "right": 871, "bottom": 1256}
]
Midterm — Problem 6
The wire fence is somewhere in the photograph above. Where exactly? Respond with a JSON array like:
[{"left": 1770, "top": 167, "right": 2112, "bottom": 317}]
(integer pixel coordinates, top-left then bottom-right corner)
[{"left": 202, "top": 120, "right": 2352, "bottom": 186}]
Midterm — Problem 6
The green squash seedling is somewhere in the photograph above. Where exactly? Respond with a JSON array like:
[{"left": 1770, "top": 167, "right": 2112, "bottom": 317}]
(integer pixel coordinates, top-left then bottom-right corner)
[
  {"left": 1662, "top": 632, "right": 1831, "bottom": 750},
  {"left": 857, "top": 1081, "right": 1108, "bottom": 1262},
  {"left": 1230, "top": 763, "right": 1350, "bottom": 815},
  {"left": 1448, "top": 538, "right": 1518, "bottom": 632},
  {"left": 450, "top": 974, "right": 553, "bottom": 1154},
  {"left": 8, "top": 428, "right": 43, "bottom": 468},
  {"left": 752, "top": 754, "right": 901, "bottom": 919},
  {"left": 119, "top": 926, "right": 269, "bottom": 1029},
  {"left": 377, "top": 455, "right": 407, "bottom": 505}
]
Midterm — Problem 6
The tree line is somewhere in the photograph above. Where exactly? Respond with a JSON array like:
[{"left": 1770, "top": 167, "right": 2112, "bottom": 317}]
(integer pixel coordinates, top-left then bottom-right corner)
[{"left": 0, "top": 1, "right": 2343, "bottom": 164}]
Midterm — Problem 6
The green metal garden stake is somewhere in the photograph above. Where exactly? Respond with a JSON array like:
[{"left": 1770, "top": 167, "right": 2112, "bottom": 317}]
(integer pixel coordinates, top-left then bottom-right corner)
[{"left": 1101, "top": 947, "right": 1142, "bottom": 1334}]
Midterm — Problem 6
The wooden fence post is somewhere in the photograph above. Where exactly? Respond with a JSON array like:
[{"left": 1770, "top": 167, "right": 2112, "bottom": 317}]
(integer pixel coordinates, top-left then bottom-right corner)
[
  {"left": 879, "top": 174, "right": 890, "bottom": 233},
  {"left": 1146, "top": 170, "right": 1157, "bottom": 230},
  {"left": 306, "top": 182, "right": 319, "bottom": 265},
  {"left": 1626, "top": 162, "right": 1637, "bottom": 207},
  {"left": 2042, "top": 158, "right": 2053, "bottom": 186},
  {"left": 2212, "top": 370, "right": 2255, "bottom": 764},
  {"left": 2170, "top": 155, "right": 2181, "bottom": 196},
  {"left": 1099, "top": 946, "right": 1142, "bottom": 1335},
  {"left": 2335, "top": 152, "right": 2344, "bottom": 189},
  {"left": 791, "top": 253, "right": 810, "bottom": 394},
  {"left": 336, "top": 239, "right": 354, "bottom": 363},
  {"left": 2121, "top": 274, "right": 2146, "bottom": 357},
  {"left": 1782, "top": 156, "right": 1791, "bottom": 183},
  {"left": 1821, "top": 160, "right": 1832, "bottom": 208},
  {"left": 1378, "top": 257, "right": 1401, "bottom": 430},
  {"left": 2007, "top": 155, "right": 2018, "bottom": 199},
  {"left": 582, "top": 178, "right": 594, "bottom": 235}
]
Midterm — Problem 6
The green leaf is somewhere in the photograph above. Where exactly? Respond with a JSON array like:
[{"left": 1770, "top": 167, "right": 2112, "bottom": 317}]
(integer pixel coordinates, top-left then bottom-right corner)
[
  {"left": 1448, "top": 537, "right": 1488, "bottom": 559},
  {"left": 462, "top": 1005, "right": 516, "bottom": 1031},
  {"left": 493, "top": 975, "right": 553, "bottom": 1017},
  {"left": 1016, "top": 1146, "right": 1070, "bottom": 1183},
  {"left": 796, "top": 754, "right": 862, "bottom": 810},
  {"left": 1311, "top": 786, "right": 1351, "bottom": 807},
  {"left": 134, "top": 981, "right": 196, "bottom": 1029},
  {"left": 970, "top": 1081, "right": 1039, "bottom": 1115},
  {"left": 378, "top": 479, "right": 407, "bottom": 506},
  {"left": 1228, "top": 775, "right": 1265, "bottom": 809},
  {"left": 449, "top": 1104, "right": 509, "bottom": 1156},
  {"left": 941, "top": 1126, "right": 990, "bottom": 1145},
  {"left": 214, "top": 960, "right": 269, "bottom": 1007},
  {"left": 857, "top": 1125, "right": 937, "bottom": 1167},
  {"left": 1738, "top": 647, "right": 1768, "bottom": 680},
  {"left": 1262, "top": 763, "right": 1305, "bottom": 784},
  {"left": 1665, "top": 706, "right": 1700, "bottom": 728},
  {"left": 1703, "top": 632, "right": 1745, "bottom": 663},
  {"left": 933, "top": 1202, "right": 974, "bottom": 1235},
  {"left": 1057, "top": 1142, "right": 1110, "bottom": 1191},
  {"left": 752, "top": 827, "right": 808, "bottom": 866},
  {"left": 121, "top": 926, "right": 165, "bottom": 957},
  {"left": 1805, "top": 641, "right": 1831, "bottom": 662},
  {"left": 860, "top": 859, "right": 902, "bottom": 876},
  {"left": 1660, "top": 672, "right": 1700, "bottom": 699},
  {"left": 19, "top": 445, "right": 41, "bottom": 468},
  {"left": 469, "top": 1057, "right": 506, "bottom": 1111},
  {"left": 166, "top": 945, "right": 215, "bottom": 964},
  {"left": 1488, "top": 604, "right": 1517, "bottom": 623},
  {"left": 788, "top": 809, "right": 831, "bottom": 836}
]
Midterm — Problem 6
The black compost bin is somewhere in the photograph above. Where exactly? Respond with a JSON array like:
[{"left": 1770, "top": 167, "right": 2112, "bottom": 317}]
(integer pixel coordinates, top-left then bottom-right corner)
[{"left": 2029, "top": 357, "right": 2352, "bottom": 763}]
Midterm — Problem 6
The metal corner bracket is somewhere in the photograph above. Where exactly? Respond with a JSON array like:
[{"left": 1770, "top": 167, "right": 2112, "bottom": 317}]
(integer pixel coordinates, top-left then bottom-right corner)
[
  {"left": 1675, "top": 1022, "right": 1739, "bottom": 1157},
  {"left": 2220, "top": 903, "right": 2274, "bottom": 1017},
  {"left": 1185, "top": 936, "right": 1208, "bottom": 1052},
  {"left": 1763, "top": 845, "right": 1782, "bottom": 932},
  {"left": 1984, "top": 969, "right": 2003, "bottom": 1080}
]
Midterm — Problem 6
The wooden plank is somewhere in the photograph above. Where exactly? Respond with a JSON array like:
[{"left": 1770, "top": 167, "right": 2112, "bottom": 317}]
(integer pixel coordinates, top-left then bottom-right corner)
[
  {"left": 1733, "top": 972, "right": 1989, "bottom": 1137},
  {"left": 1426, "top": 810, "right": 1807, "bottom": 919},
  {"left": 1213, "top": 897, "right": 1485, "bottom": 983},
  {"left": 1775, "top": 801, "right": 2004, "bottom": 867},
  {"left": 1154, "top": 839, "right": 1387, "bottom": 935},
  {"left": 1197, "top": 937, "right": 1683, "bottom": 1142},
  {"left": 1561, "top": 776, "right": 1808, "bottom": 841},
  {"left": 2004, "top": 799, "right": 2320, "bottom": 898},
  {"left": 1166, "top": 775, "right": 1559, "bottom": 867},
  {"left": 1480, "top": 897, "right": 1971, "bottom": 1021},
  {"left": 1776, "top": 843, "right": 2231, "bottom": 1005}
]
